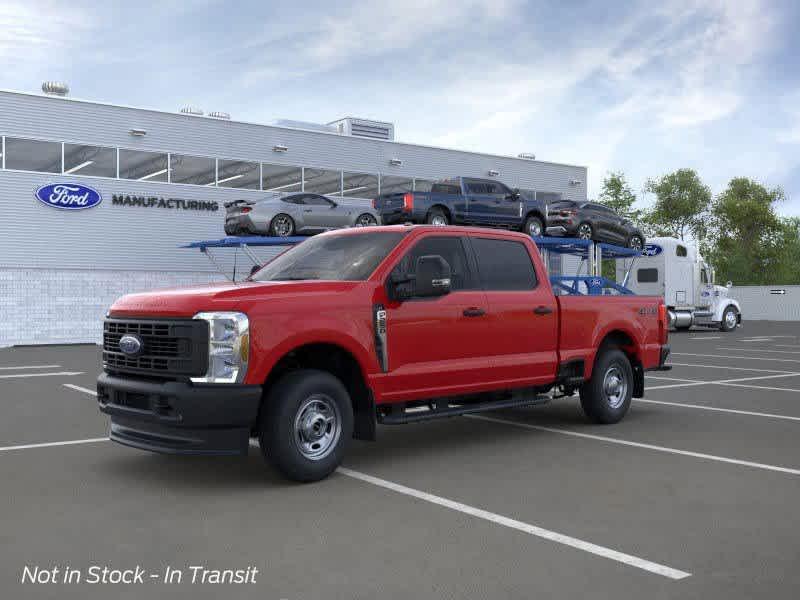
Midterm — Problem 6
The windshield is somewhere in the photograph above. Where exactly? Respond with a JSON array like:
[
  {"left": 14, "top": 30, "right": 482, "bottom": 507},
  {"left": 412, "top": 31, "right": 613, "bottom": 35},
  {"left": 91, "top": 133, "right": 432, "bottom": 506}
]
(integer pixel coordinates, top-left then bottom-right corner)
[{"left": 251, "top": 231, "right": 406, "bottom": 282}]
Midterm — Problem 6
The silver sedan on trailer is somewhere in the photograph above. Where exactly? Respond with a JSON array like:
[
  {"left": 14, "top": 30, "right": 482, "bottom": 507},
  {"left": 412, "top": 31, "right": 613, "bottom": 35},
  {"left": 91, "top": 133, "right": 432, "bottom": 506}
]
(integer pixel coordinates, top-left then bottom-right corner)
[{"left": 224, "top": 193, "right": 381, "bottom": 237}]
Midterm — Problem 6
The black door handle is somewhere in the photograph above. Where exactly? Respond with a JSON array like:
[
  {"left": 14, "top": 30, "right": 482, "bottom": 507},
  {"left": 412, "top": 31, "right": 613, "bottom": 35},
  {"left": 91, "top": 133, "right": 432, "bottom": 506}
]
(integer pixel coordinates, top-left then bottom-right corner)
[
  {"left": 463, "top": 307, "right": 486, "bottom": 317},
  {"left": 533, "top": 306, "right": 553, "bottom": 315}
]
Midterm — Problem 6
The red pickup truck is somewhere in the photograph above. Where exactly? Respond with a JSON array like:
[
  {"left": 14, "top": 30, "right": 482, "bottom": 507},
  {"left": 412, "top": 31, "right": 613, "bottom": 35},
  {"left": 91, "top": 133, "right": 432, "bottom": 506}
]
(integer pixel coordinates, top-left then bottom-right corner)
[{"left": 98, "top": 226, "right": 669, "bottom": 481}]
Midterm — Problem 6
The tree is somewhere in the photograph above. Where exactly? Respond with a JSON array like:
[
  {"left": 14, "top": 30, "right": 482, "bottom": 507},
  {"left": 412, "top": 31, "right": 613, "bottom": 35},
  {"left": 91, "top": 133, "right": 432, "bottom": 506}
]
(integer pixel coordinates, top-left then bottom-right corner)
[
  {"left": 706, "top": 178, "right": 786, "bottom": 285},
  {"left": 642, "top": 169, "right": 711, "bottom": 241},
  {"left": 598, "top": 171, "right": 640, "bottom": 220}
]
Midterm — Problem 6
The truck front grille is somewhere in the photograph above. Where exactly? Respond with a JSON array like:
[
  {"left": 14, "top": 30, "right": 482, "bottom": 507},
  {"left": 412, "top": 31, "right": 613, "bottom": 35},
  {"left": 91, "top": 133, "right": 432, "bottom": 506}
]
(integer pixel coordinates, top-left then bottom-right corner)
[{"left": 103, "top": 318, "right": 208, "bottom": 378}]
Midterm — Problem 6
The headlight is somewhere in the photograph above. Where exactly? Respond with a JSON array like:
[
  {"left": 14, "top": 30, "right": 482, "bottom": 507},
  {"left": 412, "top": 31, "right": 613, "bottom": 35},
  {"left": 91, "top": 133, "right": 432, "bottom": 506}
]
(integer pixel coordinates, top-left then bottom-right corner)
[{"left": 191, "top": 312, "right": 249, "bottom": 384}]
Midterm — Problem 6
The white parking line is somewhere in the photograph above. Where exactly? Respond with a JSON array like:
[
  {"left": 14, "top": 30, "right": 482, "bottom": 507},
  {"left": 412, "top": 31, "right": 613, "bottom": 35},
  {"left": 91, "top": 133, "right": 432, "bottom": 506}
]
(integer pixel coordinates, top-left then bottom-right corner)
[
  {"left": 668, "top": 362, "right": 796, "bottom": 374},
  {"left": 645, "top": 375, "right": 698, "bottom": 383},
  {"left": 63, "top": 384, "right": 97, "bottom": 396},
  {"left": 718, "top": 382, "right": 800, "bottom": 394},
  {"left": 718, "top": 347, "right": 800, "bottom": 355},
  {"left": 0, "top": 364, "right": 61, "bottom": 370},
  {"left": 689, "top": 336, "right": 721, "bottom": 340},
  {"left": 635, "top": 398, "right": 800, "bottom": 422},
  {"left": 0, "top": 437, "right": 108, "bottom": 453},
  {"left": 647, "top": 372, "right": 800, "bottom": 391},
  {"left": 774, "top": 344, "right": 800, "bottom": 349},
  {"left": 0, "top": 371, "right": 84, "bottom": 379},
  {"left": 467, "top": 415, "right": 800, "bottom": 476},
  {"left": 673, "top": 352, "right": 800, "bottom": 364},
  {"left": 338, "top": 467, "right": 690, "bottom": 580}
]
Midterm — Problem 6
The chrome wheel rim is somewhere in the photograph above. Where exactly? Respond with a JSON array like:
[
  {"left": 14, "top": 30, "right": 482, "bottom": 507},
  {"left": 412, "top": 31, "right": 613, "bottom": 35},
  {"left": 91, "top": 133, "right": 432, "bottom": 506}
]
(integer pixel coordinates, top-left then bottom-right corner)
[
  {"left": 725, "top": 309, "right": 737, "bottom": 329},
  {"left": 528, "top": 220, "right": 542, "bottom": 236},
  {"left": 273, "top": 215, "right": 292, "bottom": 237},
  {"left": 603, "top": 366, "right": 627, "bottom": 409},
  {"left": 430, "top": 215, "right": 447, "bottom": 226},
  {"left": 293, "top": 394, "right": 341, "bottom": 460},
  {"left": 577, "top": 224, "right": 592, "bottom": 239},
  {"left": 357, "top": 214, "right": 377, "bottom": 227},
  {"left": 629, "top": 236, "right": 643, "bottom": 250}
]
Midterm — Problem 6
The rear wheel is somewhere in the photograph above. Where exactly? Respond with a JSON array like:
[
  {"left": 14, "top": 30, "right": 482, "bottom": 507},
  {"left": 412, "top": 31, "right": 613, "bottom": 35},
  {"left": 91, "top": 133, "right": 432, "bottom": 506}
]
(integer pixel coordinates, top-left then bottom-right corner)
[
  {"left": 576, "top": 222, "right": 593, "bottom": 240},
  {"left": 355, "top": 213, "right": 378, "bottom": 227},
  {"left": 426, "top": 208, "right": 449, "bottom": 226},
  {"left": 269, "top": 214, "right": 295, "bottom": 237},
  {"left": 258, "top": 369, "right": 353, "bottom": 482},
  {"left": 720, "top": 306, "right": 739, "bottom": 332},
  {"left": 524, "top": 215, "right": 544, "bottom": 237},
  {"left": 579, "top": 348, "right": 633, "bottom": 424}
]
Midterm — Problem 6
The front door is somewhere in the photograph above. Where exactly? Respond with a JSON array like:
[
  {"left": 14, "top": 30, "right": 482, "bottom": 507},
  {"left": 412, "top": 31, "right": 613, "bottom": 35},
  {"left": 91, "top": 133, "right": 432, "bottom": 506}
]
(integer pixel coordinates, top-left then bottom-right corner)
[
  {"left": 484, "top": 181, "right": 521, "bottom": 226},
  {"left": 381, "top": 235, "right": 490, "bottom": 400},
  {"left": 469, "top": 236, "right": 558, "bottom": 385},
  {"left": 301, "top": 194, "right": 343, "bottom": 230}
]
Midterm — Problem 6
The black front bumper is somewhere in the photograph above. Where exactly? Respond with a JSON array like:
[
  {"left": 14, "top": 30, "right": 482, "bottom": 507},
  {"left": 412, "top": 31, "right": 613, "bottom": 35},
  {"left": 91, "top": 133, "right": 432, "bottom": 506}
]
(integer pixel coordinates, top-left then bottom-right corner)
[{"left": 97, "top": 372, "right": 262, "bottom": 455}]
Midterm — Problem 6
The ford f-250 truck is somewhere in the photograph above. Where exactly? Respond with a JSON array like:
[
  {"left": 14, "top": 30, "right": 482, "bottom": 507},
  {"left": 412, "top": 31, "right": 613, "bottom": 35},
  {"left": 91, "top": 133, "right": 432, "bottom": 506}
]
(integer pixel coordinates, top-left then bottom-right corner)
[
  {"left": 374, "top": 177, "right": 549, "bottom": 237},
  {"left": 98, "top": 226, "right": 670, "bottom": 482}
]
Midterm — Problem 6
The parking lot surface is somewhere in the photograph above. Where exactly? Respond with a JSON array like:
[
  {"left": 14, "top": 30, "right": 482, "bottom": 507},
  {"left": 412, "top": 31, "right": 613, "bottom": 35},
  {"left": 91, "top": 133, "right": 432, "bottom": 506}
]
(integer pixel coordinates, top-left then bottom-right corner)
[{"left": 2, "top": 321, "right": 800, "bottom": 599}]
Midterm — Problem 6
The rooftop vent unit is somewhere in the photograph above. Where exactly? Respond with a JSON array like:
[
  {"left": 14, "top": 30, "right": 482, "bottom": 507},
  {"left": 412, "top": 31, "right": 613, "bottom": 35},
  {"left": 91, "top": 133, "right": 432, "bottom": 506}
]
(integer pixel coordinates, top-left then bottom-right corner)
[
  {"left": 42, "top": 81, "right": 69, "bottom": 96},
  {"left": 208, "top": 111, "right": 231, "bottom": 120},
  {"left": 329, "top": 117, "right": 395, "bottom": 141},
  {"left": 518, "top": 152, "right": 536, "bottom": 160},
  {"left": 180, "top": 106, "right": 204, "bottom": 116},
  {"left": 271, "top": 119, "right": 337, "bottom": 134}
]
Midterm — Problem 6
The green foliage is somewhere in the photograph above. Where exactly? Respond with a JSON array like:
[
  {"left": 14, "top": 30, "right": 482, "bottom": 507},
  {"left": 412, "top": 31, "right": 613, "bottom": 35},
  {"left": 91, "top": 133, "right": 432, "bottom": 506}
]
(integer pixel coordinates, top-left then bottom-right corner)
[
  {"left": 598, "top": 171, "right": 640, "bottom": 221},
  {"left": 642, "top": 169, "right": 711, "bottom": 241},
  {"left": 706, "top": 178, "right": 790, "bottom": 284}
]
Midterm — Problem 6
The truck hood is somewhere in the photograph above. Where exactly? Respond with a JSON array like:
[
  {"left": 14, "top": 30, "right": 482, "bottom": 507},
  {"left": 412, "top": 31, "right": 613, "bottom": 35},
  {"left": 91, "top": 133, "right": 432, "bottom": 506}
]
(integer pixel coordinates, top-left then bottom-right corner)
[{"left": 109, "top": 280, "right": 361, "bottom": 317}]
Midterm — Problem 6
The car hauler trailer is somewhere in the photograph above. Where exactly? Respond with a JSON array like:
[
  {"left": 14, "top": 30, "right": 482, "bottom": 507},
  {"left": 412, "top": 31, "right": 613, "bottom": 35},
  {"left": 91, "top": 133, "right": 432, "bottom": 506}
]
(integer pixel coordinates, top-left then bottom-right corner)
[{"left": 618, "top": 237, "right": 741, "bottom": 332}]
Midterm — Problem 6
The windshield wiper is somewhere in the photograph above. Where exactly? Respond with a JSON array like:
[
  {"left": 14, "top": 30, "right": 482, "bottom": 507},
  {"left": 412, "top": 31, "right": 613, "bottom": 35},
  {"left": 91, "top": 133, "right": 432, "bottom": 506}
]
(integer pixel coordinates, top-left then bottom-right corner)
[{"left": 272, "top": 276, "right": 320, "bottom": 281}]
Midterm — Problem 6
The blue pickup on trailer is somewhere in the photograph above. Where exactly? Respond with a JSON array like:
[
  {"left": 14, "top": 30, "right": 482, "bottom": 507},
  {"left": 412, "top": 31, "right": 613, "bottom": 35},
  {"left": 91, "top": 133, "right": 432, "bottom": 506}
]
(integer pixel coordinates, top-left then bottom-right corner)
[{"left": 373, "top": 176, "right": 549, "bottom": 237}]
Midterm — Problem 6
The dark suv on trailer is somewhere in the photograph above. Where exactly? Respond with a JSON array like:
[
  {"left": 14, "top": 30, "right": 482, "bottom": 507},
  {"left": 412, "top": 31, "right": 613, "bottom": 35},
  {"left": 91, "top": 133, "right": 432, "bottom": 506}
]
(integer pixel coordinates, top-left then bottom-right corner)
[{"left": 547, "top": 200, "right": 645, "bottom": 249}]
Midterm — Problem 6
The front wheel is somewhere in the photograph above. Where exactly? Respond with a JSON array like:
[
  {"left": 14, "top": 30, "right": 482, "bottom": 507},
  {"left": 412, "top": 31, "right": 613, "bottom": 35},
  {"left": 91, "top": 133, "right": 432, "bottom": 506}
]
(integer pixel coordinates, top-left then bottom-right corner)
[
  {"left": 720, "top": 306, "right": 739, "bottom": 332},
  {"left": 258, "top": 369, "right": 353, "bottom": 482},
  {"left": 628, "top": 235, "right": 644, "bottom": 250},
  {"left": 579, "top": 348, "right": 633, "bottom": 424},
  {"left": 355, "top": 213, "right": 378, "bottom": 227},
  {"left": 524, "top": 215, "right": 544, "bottom": 237}
]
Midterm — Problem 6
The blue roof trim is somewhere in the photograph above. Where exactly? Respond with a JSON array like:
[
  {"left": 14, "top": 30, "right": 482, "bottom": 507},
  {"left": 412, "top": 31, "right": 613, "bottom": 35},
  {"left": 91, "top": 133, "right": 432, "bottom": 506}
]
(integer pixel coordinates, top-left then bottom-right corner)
[{"left": 182, "top": 236, "right": 306, "bottom": 249}]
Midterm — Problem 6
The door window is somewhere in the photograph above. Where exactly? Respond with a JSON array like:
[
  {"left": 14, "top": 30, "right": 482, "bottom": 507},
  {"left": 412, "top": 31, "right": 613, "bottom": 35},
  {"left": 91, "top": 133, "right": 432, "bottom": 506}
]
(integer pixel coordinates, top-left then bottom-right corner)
[
  {"left": 701, "top": 269, "right": 708, "bottom": 284},
  {"left": 391, "top": 237, "right": 476, "bottom": 291},
  {"left": 305, "top": 194, "right": 334, "bottom": 206},
  {"left": 472, "top": 238, "right": 537, "bottom": 290},
  {"left": 466, "top": 182, "right": 488, "bottom": 194},
  {"left": 676, "top": 245, "right": 688, "bottom": 257}
]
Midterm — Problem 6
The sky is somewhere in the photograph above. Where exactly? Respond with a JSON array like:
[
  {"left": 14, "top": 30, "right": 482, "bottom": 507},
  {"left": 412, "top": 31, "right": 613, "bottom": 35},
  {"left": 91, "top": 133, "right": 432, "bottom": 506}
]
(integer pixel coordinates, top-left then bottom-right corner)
[{"left": 2, "top": 0, "right": 799, "bottom": 213}]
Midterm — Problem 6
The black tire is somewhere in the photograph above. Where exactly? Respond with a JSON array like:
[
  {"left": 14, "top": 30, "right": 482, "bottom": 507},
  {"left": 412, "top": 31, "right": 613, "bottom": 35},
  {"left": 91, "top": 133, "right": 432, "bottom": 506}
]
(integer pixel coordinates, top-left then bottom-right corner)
[
  {"left": 576, "top": 222, "right": 593, "bottom": 240},
  {"left": 524, "top": 215, "right": 544, "bottom": 237},
  {"left": 258, "top": 369, "right": 353, "bottom": 482},
  {"left": 355, "top": 213, "right": 378, "bottom": 227},
  {"left": 628, "top": 234, "right": 644, "bottom": 250},
  {"left": 579, "top": 348, "right": 633, "bottom": 424},
  {"left": 426, "top": 208, "right": 450, "bottom": 226},
  {"left": 269, "top": 214, "right": 295, "bottom": 237},
  {"left": 719, "top": 306, "right": 739, "bottom": 332}
]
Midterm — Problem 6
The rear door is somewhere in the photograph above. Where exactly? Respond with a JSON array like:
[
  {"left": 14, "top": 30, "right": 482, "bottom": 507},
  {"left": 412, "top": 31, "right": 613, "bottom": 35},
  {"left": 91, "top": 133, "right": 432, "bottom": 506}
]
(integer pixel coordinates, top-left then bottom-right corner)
[
  {"left": 382, "top": 235, "right": 490, "bottom": 398},
  {"left": 468, "top": 236, "right": 558, "bottom": 385},
  {"left": 464, "top": 179, "right": 492, "bottom": 225}
]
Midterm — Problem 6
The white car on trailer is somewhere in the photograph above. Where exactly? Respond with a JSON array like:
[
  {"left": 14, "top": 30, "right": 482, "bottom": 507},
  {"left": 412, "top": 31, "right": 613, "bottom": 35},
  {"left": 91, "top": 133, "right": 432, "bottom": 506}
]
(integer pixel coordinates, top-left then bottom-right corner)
[{"left": 619, "top": 236, "right": 741, "bottom": 332}]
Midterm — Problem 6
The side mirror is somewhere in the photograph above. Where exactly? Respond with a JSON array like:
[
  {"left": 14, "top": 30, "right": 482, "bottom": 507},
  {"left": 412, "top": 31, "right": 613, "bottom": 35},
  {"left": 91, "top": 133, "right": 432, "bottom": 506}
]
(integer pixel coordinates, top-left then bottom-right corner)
[
  {"left": 508, "top": 188, "right": 521, "bottom": 200},
  {"left": 726, "top": 281, "right": 733, "bottom": 289},
  {"left": 329, "top": 201, "right": 338, "bottom": 208},
  {"left": 414, "top": 255, "right": 452, "bottom": 297}
]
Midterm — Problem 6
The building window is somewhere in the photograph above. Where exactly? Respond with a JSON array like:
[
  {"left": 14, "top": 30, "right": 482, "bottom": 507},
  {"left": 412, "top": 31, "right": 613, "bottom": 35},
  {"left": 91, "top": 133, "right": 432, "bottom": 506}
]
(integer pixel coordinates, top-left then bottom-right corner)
[
  {"left": 217, "top": 159, "right": 260, "bottom": 189},
  {"left": 63, "top": 143, "right": 117, "bottom": 177},
  {"left": 262, "top": 163, "right": 302, "bottom": 192},
  {"left": 342, "top": 171, "right": 379, "bottom": 199},
  {"left": 4, "top": 137, "right": 61, "bottom": 173},
  {"left": 119, "top": 149, "right": 168, "bottom": 182},
  {"left": 170, "top": 154, "right": 216, "bottom": 186},
  {"left": 304, "top": 167, "right": 342, "bottom": 195},
  {"left": 380, "top": 176, "right": 413, "bottom": 195},
  {"left": 413, "top": 178, "right": 435, "bottom": 192}
]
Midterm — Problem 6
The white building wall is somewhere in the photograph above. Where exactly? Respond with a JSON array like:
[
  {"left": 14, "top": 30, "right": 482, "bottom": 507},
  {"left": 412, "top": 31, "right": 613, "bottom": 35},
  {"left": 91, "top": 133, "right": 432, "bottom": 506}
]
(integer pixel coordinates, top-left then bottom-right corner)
[{"left": 728, "top": 286, "right": 800, "bottom": 321}]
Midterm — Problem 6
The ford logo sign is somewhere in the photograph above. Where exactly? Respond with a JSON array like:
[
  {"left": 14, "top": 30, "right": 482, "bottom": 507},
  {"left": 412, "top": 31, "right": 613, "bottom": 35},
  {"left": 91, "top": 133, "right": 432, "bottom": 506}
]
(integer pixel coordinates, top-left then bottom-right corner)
[
  {"left": 35, "top": 183, "right": 102, "bottom": 210},
  {"left": 642, "top": 244, "right": 663, "bottom": 257},
  {"left": 118, "top": 334, "right": 143, "bottom": 356}
]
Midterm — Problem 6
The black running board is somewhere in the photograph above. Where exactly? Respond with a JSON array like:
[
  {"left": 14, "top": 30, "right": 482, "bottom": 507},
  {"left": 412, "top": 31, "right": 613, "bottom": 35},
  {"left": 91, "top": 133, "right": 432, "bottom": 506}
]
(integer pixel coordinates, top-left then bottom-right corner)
[{"left": 378, "top": 393, "right": 551, "bottom": 425}]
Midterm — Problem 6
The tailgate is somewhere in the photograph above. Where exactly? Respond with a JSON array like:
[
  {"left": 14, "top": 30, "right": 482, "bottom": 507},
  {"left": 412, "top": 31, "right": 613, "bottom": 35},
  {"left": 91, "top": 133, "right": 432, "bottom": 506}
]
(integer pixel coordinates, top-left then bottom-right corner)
[{"left": 373, "top": 192, "right": 407, "bottom": 211}]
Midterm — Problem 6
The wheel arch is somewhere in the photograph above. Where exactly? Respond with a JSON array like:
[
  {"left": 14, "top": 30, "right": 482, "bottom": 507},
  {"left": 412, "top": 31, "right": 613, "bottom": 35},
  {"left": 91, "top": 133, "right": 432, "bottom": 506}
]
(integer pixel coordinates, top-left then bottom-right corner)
[
  {"left": 427, "top": 204, "right": 452, "bottom": 222},
  {"left": 258, "top": 341, "right": 376, "bottom": 441},
  {"left": 593, "top": 328, "right": 644, "bottom": 398}
]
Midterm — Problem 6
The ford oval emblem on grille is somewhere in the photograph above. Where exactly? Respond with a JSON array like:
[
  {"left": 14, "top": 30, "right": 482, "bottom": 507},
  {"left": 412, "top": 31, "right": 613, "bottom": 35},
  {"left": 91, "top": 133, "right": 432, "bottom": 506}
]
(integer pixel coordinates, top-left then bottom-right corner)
[{"left": 118, "top": 334, "right": 143, "bottom": 356}]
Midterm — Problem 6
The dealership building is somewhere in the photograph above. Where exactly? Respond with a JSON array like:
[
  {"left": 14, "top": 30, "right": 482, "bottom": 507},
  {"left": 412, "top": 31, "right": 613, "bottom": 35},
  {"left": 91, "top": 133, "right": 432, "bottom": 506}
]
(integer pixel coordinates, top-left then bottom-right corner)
[{"left": 0, "top": 85, "right": 588, "bottom": 346}]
